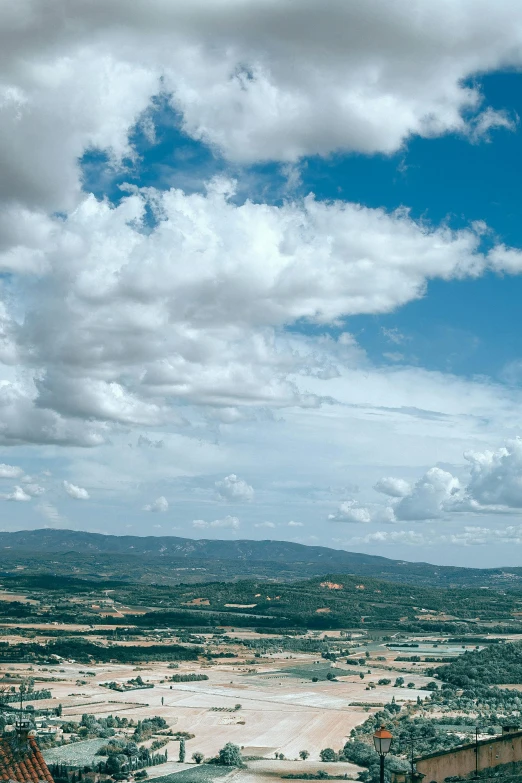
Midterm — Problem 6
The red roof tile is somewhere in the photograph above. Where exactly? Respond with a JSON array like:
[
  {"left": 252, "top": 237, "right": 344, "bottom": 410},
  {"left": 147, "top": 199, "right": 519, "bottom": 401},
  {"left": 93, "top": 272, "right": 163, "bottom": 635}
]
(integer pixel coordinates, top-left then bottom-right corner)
[{"left": 0, "top": 735, "right": 54, "bottom": 783}]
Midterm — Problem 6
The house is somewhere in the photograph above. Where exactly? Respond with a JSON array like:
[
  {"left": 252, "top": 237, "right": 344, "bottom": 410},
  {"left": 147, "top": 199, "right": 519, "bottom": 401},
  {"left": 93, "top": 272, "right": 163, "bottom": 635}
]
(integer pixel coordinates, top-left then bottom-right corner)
[{"left": 0, "top": 732, "right": 55, "bottom": 783}]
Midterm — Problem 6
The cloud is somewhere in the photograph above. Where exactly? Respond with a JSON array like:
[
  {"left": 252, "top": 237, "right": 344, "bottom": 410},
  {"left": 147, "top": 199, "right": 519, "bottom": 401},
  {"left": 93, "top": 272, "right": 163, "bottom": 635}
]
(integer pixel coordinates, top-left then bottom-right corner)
[
  {"left": 36, "top": 501, "right": 63, "bottom": 524},
  {"left": 350, "top": 524, "right": 522, "bottom": 548},
  {"left": 1, "top": 486, "right": 31, "bottom": 502},
  {"left": 354, "top": 530, "right": 430, "bottom": 546},
  {"left": 192, "top": 515, "right": 240, "bottom": 530},
  {"left": 393, "top": 468, "right": 461, "bottom": 521},
  {"left": 143, "top": 495, "right": 168, "bottom": 512},
  {"left": 383, "top": 352, "right": 405, "bottom": 363},
  {"left": 463, "top": 439, "right": 522, "bottom": 509},
  {"left": 2, "top": 0, "right": 520, "bottom": 215},
  {"left": 329, "top": 498, "right": 397, "bottom": 524},
  {"left": 0, "top": 464, "right": 24, "bottom": 479},
  {"left": 374, "top": 477, "right": 411, "bottom": 498},
  {"left": 373, "top": 439, "right": 522, "bottom": 521},
  {"left": 381, "top": 327, "right": 406, "bottom": 345},
  {"left": 1, "top": 182, "right": 512, "bottom": 446},
  {"left": 288, "top": 520, "right": 303, "bottom": 527},
  {"left": 63, "top": 480, "right": 90, "bottom": 500},
  {"left": 254, "top": 521, "right": 275, "bottom": 528},
  {"left": 137, "top": 434, "right": 164, "bottom": 449},
  {"left": 216, "top": 474, "right": 255, "bottom": 502},
  {"left": 0, "top": 380, "right": 107, "bottom": 447},
  {"left": 329, "top": 500, "right": 372, "bottom": 524},
  {"left": 23, "top": 483, "right": 45, "bottom": 497}
]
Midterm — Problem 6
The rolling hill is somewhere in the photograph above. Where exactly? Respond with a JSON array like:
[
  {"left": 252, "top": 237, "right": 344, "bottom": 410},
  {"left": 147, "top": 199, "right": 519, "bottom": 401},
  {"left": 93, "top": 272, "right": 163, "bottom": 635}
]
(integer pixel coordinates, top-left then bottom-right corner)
[{"left": 1, "top": 528, "right": 522, "bottom": 588}]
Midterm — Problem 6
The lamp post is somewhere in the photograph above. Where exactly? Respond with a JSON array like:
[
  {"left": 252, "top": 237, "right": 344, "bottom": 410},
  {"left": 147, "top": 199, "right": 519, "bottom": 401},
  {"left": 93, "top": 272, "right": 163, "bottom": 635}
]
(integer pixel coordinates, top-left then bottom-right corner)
[
  {"left": 475, "top": 727, "right": 479, "bottom": 778},
  {"left": 410, "top": 730, "right": 416, "bottom": 782},
  {"left": 374, "top": 725, "right": 393, "bottom": 783}
]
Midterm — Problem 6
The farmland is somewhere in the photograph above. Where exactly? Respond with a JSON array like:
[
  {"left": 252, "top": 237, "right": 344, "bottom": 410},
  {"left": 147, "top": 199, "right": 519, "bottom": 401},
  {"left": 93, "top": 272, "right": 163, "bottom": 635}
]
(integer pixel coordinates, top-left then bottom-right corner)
[
  {"left": 2, "top": 560, "right": 522, "bottom": 782},
  {"left": 2, "top": 638, "right": 434, "bottom": 780}
]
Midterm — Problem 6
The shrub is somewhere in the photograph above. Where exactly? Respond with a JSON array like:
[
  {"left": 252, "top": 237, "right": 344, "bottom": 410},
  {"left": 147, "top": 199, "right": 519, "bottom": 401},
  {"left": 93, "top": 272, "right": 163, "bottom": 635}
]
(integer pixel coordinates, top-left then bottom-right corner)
[
  {"left": 217, "top": 743, "right": 243, "bottom": 766},
  {"left": 320, "top": 748, "right": 338, "bottom": 762}
]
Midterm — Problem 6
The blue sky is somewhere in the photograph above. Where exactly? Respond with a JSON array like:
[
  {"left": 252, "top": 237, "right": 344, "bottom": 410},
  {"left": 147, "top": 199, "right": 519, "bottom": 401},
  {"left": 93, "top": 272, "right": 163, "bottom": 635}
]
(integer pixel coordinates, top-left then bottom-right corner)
[{"left": 5, "top": 2, "right": 522, "bottom": 567}]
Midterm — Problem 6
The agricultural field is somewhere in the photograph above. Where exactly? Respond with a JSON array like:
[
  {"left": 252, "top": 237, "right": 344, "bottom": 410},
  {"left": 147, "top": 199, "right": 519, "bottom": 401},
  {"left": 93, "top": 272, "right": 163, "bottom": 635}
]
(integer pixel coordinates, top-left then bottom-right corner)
[
  {"left": 2, "top": 566, "right": 522, "bottom": 782},
  {"left": 0, "top": 628, "right": 445, "bottom": 782},
  {"left": 3, "top": 652, "right": 432, "bottom": 759}
]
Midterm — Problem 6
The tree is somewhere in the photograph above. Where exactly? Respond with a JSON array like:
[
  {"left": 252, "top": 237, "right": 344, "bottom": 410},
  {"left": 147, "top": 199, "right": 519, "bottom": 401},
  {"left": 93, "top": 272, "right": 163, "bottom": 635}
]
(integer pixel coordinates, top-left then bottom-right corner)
[
  {"left": 124, "top": 741, "right": 139, "bottom": 767},
  {"left": 407, "top": 682, "right": 415, "bottom": 689},
  {"left": 360, "top": 672, "right": 365, "bottom": 679},
  {"left": 299, "top": 750, "right": 310, "bottom": 760},
  {"left": 326, "top": 672, "right": 335, "bottom": 681},
  {"left": 179, "top": 738, "right": 186, "bottom": 763},
  {"left": 217, "top": 743, "right": 243, "bottom": 766},
  {"left": 312, "top": 677, "right": 319, "bottom": 682},
  {"left": 105, "top": 756, "right": 121, "bottom": 776},
  {"left": 320, "top": 748, "right": 338, "bottom": 762},
  {"left": 234, "top": 704, "right": 242, "bottom": 711},
  {"left": 394, "top": 677, "right": 404, "bottom": 687},
  {"left": 192, "top": 752, "right": 204, "bottom": 764}
]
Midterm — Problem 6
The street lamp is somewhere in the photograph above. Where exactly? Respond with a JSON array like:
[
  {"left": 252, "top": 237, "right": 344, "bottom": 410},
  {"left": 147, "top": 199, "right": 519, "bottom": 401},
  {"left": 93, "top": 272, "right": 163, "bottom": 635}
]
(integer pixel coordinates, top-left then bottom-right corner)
[{"left": 374, "top": 725, "right": 393, "bottom": 783}]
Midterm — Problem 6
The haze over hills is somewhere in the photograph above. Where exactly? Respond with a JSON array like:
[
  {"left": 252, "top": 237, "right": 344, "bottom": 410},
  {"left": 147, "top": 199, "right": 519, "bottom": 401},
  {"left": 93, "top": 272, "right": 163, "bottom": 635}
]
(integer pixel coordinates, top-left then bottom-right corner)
[{"left": 2, "top": 528, "right": 522, "bottom": 588}]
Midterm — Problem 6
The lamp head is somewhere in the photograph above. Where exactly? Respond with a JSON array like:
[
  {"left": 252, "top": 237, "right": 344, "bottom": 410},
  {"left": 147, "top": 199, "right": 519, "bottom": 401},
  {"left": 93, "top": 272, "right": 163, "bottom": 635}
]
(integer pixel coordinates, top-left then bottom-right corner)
[{"left": 373, "top": 725, "right": 393, "bottom": 756}]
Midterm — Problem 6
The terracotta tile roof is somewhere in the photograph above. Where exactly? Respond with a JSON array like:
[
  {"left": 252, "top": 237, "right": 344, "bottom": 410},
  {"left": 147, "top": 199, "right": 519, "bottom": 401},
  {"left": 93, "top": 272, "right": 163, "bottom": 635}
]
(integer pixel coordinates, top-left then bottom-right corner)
[{"left": 0, "top": 735, "right": 54, "bottom": 783}]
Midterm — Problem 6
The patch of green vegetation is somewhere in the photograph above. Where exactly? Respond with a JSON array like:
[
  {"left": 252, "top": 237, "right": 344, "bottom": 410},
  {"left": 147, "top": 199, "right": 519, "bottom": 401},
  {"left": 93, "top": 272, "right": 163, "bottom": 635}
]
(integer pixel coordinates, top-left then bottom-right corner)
[
  {"left": 433, "top": 640, "right": 522, "bottom": 686},
  {"left": 0, "top": 638, "right": 201, "bottom": 664},
  {"left": 151, "top": 767, "right": 231, "bottom": 782}
]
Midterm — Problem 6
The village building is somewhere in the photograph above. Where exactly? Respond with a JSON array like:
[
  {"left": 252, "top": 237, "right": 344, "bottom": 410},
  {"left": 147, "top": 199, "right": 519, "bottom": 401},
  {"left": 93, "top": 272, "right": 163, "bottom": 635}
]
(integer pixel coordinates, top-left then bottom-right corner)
[{"left": 0, "top": 727, "right": 55, "bottom": 783}]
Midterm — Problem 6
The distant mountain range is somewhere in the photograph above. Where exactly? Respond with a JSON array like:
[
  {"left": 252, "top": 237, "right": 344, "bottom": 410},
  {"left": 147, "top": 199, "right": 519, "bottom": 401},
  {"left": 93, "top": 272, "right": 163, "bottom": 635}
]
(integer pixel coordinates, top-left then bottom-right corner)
[{"left": 1, "top": 528, "right": 522, "bottom": 589}]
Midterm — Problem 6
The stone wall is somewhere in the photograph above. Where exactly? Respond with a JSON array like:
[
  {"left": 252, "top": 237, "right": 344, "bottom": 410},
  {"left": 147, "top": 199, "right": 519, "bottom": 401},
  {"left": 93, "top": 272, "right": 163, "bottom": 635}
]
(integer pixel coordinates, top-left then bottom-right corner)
[{"left": 416, "top": 731, "right": 522, "bottom": 783}]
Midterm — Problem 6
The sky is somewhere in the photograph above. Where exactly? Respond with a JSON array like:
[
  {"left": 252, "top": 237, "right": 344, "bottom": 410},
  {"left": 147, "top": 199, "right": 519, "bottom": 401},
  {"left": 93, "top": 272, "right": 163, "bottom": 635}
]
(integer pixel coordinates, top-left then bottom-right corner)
[{"left": 6, "top": 3, "right": 522, "bottom": 567}]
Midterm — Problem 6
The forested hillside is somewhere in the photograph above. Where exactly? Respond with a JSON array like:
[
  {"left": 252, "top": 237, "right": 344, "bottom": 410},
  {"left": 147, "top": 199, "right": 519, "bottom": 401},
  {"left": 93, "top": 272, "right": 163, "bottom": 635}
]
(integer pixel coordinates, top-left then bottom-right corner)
[
  {"left": 4, "top": 570, "right": 522, "bottom": 633},
  {"left": 434, "top": 641, "right": 522, "bottom": 686},
  {"left": 2, "top": 528, "right": 522, "bottom": 589}
]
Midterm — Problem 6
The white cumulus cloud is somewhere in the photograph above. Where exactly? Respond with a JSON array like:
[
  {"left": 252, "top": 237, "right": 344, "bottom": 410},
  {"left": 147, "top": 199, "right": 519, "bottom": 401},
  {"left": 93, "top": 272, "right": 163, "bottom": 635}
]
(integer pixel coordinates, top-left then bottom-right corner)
[
  {"left": 23, "top": 483, "right": 45, "bottom": 497},
  {"left": 393, "top": 467, "right": 461, "bottom": 521},
  {"left": 0, "top": 464, "right": 24, "bottom": 479},
  {"left": 1, "top": 0, "right": 520, "bottom": 217},
  {"left": 464, "top": 439, "right": 522, "bottom": 509},
  {"left": 192, "top": 516, "right": 240, "bottom": 530},
  {"left": 216, "top": 474, "right": 255, "bottom": 502},
  {"left": 143, "top": 496, "right": 168, "bottom": 513},
  {"left": 1, "top": 183, "right": 513, "bottom": 447},
  {"left": 63, "top": 480, "right": 90, "bottom": 500},
  {"left": 374, "top": 477, "right": 412, "bottom": 498},
  {"left": 2, "top": 486, "right": 31, "bottom": 502},
  {"left": 329, "top": 500, "right": 372, "bottom": 524},
  {"left": 377, "top": 438, "right": 522, "bottom": 521}
]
